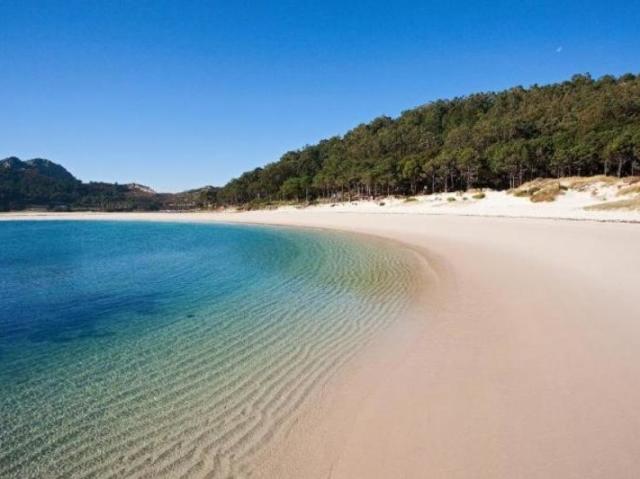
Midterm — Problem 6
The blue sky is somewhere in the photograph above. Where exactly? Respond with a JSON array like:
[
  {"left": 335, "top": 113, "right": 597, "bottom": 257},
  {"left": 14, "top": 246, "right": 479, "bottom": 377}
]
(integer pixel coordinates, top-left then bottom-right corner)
[{"left": 1, "top": 1, "right": 639, "bottom": 192}]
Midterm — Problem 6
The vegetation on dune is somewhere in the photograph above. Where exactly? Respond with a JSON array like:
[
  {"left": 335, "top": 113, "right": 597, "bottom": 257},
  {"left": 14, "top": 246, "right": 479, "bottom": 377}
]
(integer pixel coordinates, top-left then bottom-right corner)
[
  {"left": 530, "top": 184, "right": 564, "bottom": 203},
  {"left": 586, "top": 197, "right": 640, "bottom": 211},
  {"left": 563, "top": 175, "right": 618, "bottom": 190},
  {"left": 617, "top": 179, "right": 640, "bottom": 196},
  {"left": 509, "top": 175, "right": 640, "bottom": 203},
  {"left": 218, "top": 73, "right": 640, "bottom": 206},
  {"left": 511, "top": 179, "right": 566, "bottom": 202}
]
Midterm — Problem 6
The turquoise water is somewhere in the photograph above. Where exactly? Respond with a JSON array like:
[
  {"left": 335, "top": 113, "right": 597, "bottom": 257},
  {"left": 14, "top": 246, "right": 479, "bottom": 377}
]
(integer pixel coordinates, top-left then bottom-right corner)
[{"left": 0, "top": 221, "right": 415, "bottom": 478}]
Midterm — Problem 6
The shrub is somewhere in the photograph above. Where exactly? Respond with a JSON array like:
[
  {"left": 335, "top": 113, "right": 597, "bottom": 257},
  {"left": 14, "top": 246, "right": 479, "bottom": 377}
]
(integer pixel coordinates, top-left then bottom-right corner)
[
  {"left": 565, "top": 175, "right": 617, "bottom": 190},
  {"left": 472, "top": 192, "right": 486, "bottom": 199},
  {"left": 447, "top": 197, "right": 456, "bottom": 202},
  {"left": 530, "top": 183, "right": 562, "bottom": 202},
  {"left": 586, "top": 197, "right": 640, "bottom": 211},
  {"left": 512, "top": 179, "right": 563, "bottom": 202},
  {"left": 246, "top": 198, "right": 272, "bottom": 210},
  {"left": 617, "top": 183, "right": 640, "bottom": 196},
  {"left": 626, "top": 176, "right": 640, "bottom": 185}
]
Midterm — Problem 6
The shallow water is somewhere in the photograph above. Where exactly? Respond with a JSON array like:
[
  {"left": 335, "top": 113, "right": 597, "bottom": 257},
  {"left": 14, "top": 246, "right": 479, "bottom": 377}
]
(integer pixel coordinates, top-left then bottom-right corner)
[{"left": 0, "top": 220, "right": 415, "bottom": 478}]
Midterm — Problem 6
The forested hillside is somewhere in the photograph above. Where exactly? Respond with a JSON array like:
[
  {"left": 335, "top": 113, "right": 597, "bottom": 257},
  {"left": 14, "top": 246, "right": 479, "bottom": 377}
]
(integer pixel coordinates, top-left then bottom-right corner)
[
  {"left": 218, "top": 73, "right": 640, "bottom": 205},
  {"left": 3, "top": 73, "right": 639, "bottom": 211},
  {"left": 0, "top": 157, "right": 218, "bottom": 211}
]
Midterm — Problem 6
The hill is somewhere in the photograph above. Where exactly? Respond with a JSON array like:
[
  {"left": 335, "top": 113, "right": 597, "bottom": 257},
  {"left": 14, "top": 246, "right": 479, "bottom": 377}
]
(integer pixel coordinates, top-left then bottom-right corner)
[
  {"left": 4, "top": 72, "right": 640, "bottom": 211},
  {"left": 0, "top": 158, "right": 219, "bottom": 211},
  {"left": 217, "top": 73, "right": 640, "bottom": 206}
]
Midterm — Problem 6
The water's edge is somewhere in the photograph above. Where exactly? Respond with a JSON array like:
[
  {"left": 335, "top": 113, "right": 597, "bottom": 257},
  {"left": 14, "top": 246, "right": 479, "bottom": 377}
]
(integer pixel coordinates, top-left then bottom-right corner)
[{"left": 0, "top": 219, "right": 429, "bottom": 479}]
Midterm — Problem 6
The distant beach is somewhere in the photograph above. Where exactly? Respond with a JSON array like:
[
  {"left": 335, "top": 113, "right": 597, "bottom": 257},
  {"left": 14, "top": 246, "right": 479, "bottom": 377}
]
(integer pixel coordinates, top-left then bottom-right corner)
[{"left": 3, "top": 208, "right": 640, "bottom": 478}]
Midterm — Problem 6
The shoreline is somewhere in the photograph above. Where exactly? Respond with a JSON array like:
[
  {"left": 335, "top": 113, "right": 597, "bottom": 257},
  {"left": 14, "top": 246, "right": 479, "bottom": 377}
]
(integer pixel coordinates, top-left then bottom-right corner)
[
  {"left": 2, "top": 199, "right": 639, "bottom": 227},
  {"left": 212, "top": 210, "right": 640, "bottom": 479},
  {"left": 3, "top": 211, "right": 640, "bottom": 477}
]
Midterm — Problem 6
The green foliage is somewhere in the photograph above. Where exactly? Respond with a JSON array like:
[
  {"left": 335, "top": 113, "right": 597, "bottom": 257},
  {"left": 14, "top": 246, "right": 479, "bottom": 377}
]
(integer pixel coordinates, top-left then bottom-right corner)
[
  {"left": 0, "top": 158, "right": 220, "bottom": 211},
  {"left": 219, "top": 73, "right": 640, "bottom": 204},
  {"left": 4, "top": 72, "right": 640, "bottom": 211}
]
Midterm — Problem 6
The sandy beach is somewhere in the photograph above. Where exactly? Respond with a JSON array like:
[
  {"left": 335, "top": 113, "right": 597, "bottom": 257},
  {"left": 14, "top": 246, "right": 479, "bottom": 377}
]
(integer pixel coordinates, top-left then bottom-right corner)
[{"left": 4, "top": 209, "right": 640, "bottom": 478}]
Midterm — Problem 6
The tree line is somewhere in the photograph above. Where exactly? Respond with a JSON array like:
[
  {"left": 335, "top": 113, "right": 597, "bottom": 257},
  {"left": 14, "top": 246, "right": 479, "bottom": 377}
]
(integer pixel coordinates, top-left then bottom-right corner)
[{"left": 217, "top": 73, "right": 640, "bottom": 206}]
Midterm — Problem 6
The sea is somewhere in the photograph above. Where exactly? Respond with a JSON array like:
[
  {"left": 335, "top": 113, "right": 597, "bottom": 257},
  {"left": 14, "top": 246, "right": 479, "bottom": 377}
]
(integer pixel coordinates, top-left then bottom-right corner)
[{"left": 0, "top": 220, "right": 415, "bottom": 478}]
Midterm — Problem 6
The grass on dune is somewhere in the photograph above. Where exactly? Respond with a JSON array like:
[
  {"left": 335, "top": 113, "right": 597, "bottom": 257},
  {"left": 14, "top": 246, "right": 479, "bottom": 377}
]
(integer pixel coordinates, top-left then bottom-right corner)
[
  {"left": 586, "top": 197, "right": 640, "bottom": 211},
  {"left": 562, "top": 175, "right": 618, "bottom": 190},
  {"left": 511, "top": 175, "right": 640, "bottom": 203},
  {"left": 511, "top": 179, "right": 565, "bottom": 202},
  {"left": 617, "top": 182, "right": 640, "bottom": 196}
]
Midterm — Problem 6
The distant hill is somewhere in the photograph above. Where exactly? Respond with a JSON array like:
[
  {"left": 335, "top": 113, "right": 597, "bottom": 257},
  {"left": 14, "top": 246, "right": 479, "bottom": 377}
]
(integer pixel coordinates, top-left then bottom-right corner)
[
  {"left": 0, "top": 157, "right": 219, "bottom": 211},
  {"left": 1, "top": 157, "right": 78, "bottom": 182},
  {"left": 0, "top": 157, "right": 80, "bottom": 210}
]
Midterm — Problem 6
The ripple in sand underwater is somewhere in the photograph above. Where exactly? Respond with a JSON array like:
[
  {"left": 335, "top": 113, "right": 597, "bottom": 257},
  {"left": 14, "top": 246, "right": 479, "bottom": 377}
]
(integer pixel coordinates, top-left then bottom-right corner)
[{"left": 0, "top": 220, "right": 415, "bottom": 478}]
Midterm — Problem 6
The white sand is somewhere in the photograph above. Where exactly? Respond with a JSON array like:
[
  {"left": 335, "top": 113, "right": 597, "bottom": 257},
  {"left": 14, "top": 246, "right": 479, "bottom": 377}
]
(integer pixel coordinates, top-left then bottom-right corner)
[
  {"left": 2, "top": 176, "right": 639, "bottom": 224},
  {"left": 278, "top": 181, "right": 640, "bottom": 223},
  {"left": 3, "top": 208, "right": 640, "bottom": 478}
]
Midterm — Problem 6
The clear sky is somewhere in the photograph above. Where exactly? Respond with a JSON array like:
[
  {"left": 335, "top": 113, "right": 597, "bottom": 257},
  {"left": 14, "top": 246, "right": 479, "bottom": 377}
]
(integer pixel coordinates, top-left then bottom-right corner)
[{"left": 1, "top": 1, "right": 639, "bottom": 192}]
